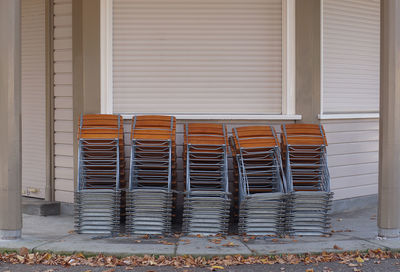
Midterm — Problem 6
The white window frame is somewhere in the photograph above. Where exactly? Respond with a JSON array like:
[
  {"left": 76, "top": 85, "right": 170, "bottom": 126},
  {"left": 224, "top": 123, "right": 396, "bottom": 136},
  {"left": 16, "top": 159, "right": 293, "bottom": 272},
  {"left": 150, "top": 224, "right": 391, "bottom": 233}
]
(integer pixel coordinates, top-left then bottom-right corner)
[
  {"left": 100, "top": 0, "right": 300, "bottom": 120},
  {"left": 319, "top": 0, "right": 379, "bottom": 120}
]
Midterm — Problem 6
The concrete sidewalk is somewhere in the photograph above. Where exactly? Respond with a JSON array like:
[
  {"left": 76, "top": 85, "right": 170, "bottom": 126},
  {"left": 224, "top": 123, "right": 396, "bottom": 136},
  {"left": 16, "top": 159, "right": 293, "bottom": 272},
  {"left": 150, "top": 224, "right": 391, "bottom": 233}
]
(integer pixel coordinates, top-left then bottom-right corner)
[{"left": 0, "top": 207, "right": 399, "bottom": 257}]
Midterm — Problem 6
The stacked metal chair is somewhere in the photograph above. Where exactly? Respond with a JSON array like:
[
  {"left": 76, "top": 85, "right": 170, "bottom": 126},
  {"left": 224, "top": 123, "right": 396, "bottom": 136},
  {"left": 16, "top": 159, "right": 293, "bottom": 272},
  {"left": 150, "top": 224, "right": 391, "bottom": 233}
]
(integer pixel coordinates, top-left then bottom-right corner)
[
  {"left": 183, "top": 123, "right": 231, "bottom": 235},
  {"left": 230, "top": 126, "right": 286, "bottom": 236},
  {"left": 75, "top": 114, "right": 124, "bottom": 235},
  {"left": 126, "top": 115, "right": 176, "bottom": 235},
  {"left": 282, "top": 124, "right": 333, "bottom": 236}
]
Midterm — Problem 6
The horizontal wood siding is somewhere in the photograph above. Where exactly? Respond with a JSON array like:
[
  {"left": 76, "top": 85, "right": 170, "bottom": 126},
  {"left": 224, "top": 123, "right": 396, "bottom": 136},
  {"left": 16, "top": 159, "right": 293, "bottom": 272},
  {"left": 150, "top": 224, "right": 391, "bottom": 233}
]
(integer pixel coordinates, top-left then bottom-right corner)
[
  {"left": 53, "top": 0, "right": 74, "bottom": 203},
  {"left": 322, "top": 119, "right": 379, "bottom": 200}
]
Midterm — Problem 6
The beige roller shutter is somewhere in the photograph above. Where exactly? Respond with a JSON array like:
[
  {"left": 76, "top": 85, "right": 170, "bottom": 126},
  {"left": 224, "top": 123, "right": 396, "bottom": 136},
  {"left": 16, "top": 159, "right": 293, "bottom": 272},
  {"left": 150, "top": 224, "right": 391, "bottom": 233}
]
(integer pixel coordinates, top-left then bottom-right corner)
[
  {"left": 21, "top": 0, "right": 47, "bottom": 198},
  {"left": 113, "top": 0, "right": 283, "bottom": 115},
  {"left": 322, "top": 0, "right": 380, "bottom": 114}
]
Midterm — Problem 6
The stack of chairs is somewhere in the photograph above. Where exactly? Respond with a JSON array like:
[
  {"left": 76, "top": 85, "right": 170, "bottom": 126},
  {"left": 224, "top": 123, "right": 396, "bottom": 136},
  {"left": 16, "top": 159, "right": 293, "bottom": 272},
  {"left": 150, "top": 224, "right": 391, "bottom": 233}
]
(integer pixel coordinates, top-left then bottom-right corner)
[
  {"left": 126, "top": 115, "right": 176, "bottom": 235},
  {"left": 231, "top": 126, "right": 286, "bottom": 236},
  {"left": 75, "top": 114, "right": 124, "bottom": 235},
  {"left": 183, "top": 123, "right": 231, "bottom": 235},
  {"left": 282, "top": 124, "right": 333, "bottom": 236}
]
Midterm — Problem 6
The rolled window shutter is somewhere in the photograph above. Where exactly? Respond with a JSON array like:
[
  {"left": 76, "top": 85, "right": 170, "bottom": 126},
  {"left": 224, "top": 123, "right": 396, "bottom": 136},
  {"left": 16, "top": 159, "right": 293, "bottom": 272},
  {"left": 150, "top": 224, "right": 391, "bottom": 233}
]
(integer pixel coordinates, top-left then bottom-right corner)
[
  {"left": 21, "top": 0, "right": 47, "bottom": 198},
  {"left": 113, "top": 0, "right": 283, "bottom": 115},
  {"left": 322, "top": 0, "right": 380, "bottom": 114}
]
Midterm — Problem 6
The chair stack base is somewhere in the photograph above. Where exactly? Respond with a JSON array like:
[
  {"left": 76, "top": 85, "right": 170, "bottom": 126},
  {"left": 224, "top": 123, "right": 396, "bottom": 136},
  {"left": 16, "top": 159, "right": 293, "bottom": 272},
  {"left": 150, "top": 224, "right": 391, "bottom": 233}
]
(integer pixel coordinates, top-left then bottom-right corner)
[
  {"left": 239, "top": 192, "right": 286, "bottom": 236},
  {"left": 285, "top": 191, "right": 333, "bottom": 236},
  {"left": 126, "top": 189, "right": 173, "bottom": 235},
  {"left": 74, "top": 189, "right": 121, "bottom": 235},
  {"left": 183, "top": 191, "right": 231, "bottom": 236}
]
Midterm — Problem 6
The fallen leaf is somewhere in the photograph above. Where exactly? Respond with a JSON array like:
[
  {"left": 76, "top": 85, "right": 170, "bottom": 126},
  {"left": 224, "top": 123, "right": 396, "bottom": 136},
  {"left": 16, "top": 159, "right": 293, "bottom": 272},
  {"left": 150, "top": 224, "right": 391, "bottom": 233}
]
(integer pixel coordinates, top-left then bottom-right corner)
[
  {"left": 68, "top": 230, "right": 75, "bottom": 234},
  {"left": 210, "top": 239, "right": 222, "bottom": 244},
  {"left": 19, "top": 247, "right": 29, "bottom": 256},
  {"left": 306, "top": 269, "right": 314, "bottom": 272},
  {"left": 211, "top": 265, "right": 225, "bottom": 270},
  {"left": 76, "top": 253, "right": 85, "bottom": 258},
  {"left": 356, "top": 256, "right": 364, "bottom": 263},
  {"left": 333, "top": 245, "right": 343, "bottom": 250},
  {"left": 222, "top": 242, "right": 237, "bottom": 247}
]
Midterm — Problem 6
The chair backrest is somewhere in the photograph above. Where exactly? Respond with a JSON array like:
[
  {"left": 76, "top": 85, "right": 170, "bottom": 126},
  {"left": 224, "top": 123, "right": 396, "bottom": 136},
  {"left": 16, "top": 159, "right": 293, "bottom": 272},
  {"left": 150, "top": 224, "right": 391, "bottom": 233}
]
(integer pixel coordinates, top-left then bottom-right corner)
[
  {"left": 78, "top": 114, "right": 123, "bottom": 140},
  {"left": 184, "top": 123, "right": 228, "bottom": 146},
  {"left": 281, "top": 124, "right": 327, "bottom": 147},
  {"left": 232, "top": 126, "right": 279, "bottom": 151},
  {"left": 131, "top": 115, "right": 176, "bottom": 142}
]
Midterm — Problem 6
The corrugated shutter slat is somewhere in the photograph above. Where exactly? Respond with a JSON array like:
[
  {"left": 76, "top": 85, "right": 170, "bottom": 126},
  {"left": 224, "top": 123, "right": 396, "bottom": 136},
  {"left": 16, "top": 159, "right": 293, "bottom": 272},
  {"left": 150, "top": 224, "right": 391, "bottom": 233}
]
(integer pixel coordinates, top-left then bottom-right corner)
[
  {"left": 113, "top": 0, "right": 283, "bottom": 115},
  {"left": 322, "top": 0, "right": 380, "bottom": 114}
]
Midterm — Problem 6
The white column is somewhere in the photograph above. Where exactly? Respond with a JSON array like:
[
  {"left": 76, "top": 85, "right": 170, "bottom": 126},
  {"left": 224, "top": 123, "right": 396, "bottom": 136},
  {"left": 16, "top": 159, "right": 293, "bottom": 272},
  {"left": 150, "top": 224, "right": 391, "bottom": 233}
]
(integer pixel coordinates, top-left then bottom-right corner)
[
  {"left": 378, "top": 0, "right": 400, "bottom": 238},
  {"left": 0, "top": 0, "right": 22, "bottom": 240}
]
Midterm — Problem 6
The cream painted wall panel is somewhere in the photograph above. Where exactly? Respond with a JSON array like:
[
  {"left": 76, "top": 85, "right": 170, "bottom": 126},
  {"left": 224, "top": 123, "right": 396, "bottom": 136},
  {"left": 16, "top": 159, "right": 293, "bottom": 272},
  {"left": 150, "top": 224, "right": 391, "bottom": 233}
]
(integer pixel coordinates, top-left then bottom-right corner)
[
  {"left": 330, "top": 162, "right": 378, "bottom": 179},
  {"left": 55, "top": 156, "right": 74, "bottom": 167},
  {"left": 113, "top": 0, "right": 283, "bottom": 114},
  {"left": 333, "top": 184, "right": 378, "bottom": 200},
  {"left": 54, "top": 0, "right": 74, "bottom": 203},
  {"left": 322, "top": 0, "right": 380, "bottom": 113},
  {"left": 21, "top": 0, "right": 47, "bottom": 198},
  {"left": 54, "top": 86, "right": 72, "bottom": 97},
  {"left": 55, "top": 190, "right": 74, "bottom": 203},
  {"left": 328, "top": 152, "right": 378, "bottom": 168},
  {"left": 54, "top": 120, "right": 73, "bottom": 132},
  {"left": 55, "top": 167, "right": 74, "bottom": 180},
  {"left": 54, "top": 39, "right": 72, "bottom": 50},
  {"left": 323, "top": 119, "right": 379, "bottom": 200},
  {"left": 55, "top": 179, "right": 74, "bottom": 191},
  {"left": 54, "top": 109, "right": 73, "bottom": 121},
  {"left": 323, "top": 121, "right": 379, "bottom": 132},
  {"left": 54, "top": 62, "right": 73, "bottom": 73},
  {"left": 54, "top": 132, "right": 73, "bottom": 145},
  {"left": 55, "top": 97, "right": 73, "bottom": 109},
  {"left": 55, "top": 144, "right": 74, "bottom": 157},
  {"left": 327, "top": 141, "right": 378, "bottom": 156},
  {"left": 331, "top": 174, "right": 378, "bottom": 190}
]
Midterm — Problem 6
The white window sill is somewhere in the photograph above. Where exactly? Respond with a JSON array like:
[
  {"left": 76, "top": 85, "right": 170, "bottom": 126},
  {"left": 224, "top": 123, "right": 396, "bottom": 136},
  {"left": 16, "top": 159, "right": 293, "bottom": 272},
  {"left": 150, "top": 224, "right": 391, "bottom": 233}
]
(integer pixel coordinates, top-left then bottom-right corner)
[
  {"left": 121, "top": 114, "right": 302, "bottom": 121},
  {"left": 318, "top": 113, "right": 379, "bottom": 120}
]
